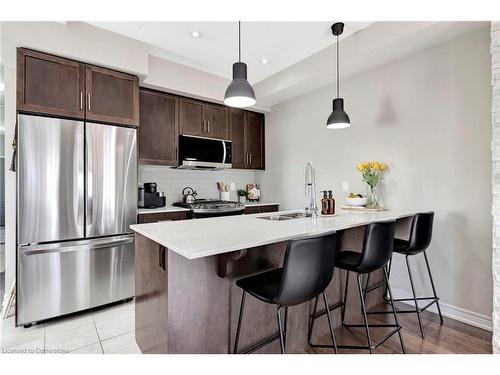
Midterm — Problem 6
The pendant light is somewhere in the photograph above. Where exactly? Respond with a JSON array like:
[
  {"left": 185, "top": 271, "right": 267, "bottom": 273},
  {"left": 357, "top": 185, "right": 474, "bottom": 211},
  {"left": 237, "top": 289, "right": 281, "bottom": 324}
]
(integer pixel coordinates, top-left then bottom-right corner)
[
  {"left": 224, "top": 21, "right": 256, "bottom": 108},
  {"left": 327, "top": 22, "right": 351, "bottom": 129}
]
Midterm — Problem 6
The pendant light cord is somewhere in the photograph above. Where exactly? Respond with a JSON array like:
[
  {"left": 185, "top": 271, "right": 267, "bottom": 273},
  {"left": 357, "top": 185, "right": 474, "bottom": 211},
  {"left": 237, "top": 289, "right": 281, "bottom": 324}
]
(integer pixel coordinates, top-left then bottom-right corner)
[
  {"left": 336, "top": 34, "right": 339, "bottom": 98},
  {"left": 238, "top": 21, "right": 241, "bottom": 63}
]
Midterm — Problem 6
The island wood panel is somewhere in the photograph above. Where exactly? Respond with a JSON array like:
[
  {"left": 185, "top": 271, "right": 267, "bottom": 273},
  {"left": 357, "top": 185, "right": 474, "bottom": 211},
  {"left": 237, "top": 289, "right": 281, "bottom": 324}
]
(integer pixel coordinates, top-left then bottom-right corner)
[
  {"left": 134, "top": 224, "right": 389, "bottom": 354},
  {"left": 135, "top": 233, "right": 168, "bottom": 353}
]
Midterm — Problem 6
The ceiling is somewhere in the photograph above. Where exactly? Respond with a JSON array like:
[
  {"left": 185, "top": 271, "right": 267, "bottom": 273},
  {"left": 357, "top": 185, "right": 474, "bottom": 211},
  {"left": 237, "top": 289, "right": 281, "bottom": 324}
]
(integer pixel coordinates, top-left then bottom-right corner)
[{"left": 87, "top": 22, "right": 373, "bottom": 84}]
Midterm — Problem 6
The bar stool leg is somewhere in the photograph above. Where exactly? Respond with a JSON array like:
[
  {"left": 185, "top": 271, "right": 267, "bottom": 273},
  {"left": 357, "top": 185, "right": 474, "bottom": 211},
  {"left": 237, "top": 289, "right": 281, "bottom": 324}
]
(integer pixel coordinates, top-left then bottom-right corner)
[
  {"left": 341, "top": 270, "right": 350, "bottom": 325},
  {"left": 362, "top": 273, "right": 371, "bottom": 309},
  {"left": 322, "top": 291, "right": 338, "bottom": 354},
  {"left": 406, "top": 255, "right": 425, "bottom": 339},
  {"left": 423, "top": 251, "right": 444, "bottom": 324},
  {"left": 356, "top": 273, "right": 373, "bottom": 354},
  {"left": 233, "top": 291, "right": 247, "bottom": 354},
  {"left": 383, "top": 258, "right": 393, "bottom": 302},
  {"left": 384, "top": 268, "right": 406, "bottom": 354},
  {"left": 307, "top": 296, "right": 319, "bottom": 343},
  {"left": 277, "top": 306, "right": 286, "bottom": 354},
  {"left": 283, "top": 306, "right": 289, "bottom": 349}
]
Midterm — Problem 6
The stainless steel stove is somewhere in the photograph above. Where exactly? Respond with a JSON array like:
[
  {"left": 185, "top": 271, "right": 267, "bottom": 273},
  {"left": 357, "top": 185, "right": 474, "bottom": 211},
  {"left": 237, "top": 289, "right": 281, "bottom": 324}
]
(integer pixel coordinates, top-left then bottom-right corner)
[{"left": 173, "top": 199, "right": 245, "bottom": 218}]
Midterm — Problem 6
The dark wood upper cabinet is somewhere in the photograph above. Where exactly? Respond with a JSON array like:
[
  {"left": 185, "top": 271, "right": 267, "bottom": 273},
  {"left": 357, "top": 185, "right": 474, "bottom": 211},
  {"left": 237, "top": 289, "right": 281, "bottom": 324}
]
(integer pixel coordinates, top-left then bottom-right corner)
[
  {"left": 138, "top": 89, "right": 179, "bottom": 166},
  {"left": 85, "top": 65, "right": 139, "bottom": 126},
  {"left": 247, "top": 112, "right": 265, "bottom": 170},
  {"left": 17, "top": 48, "right": 85, "bottom": 119},
  {"left": 180, "top": 98, "right": 229, "bottom": 139},
  {"left": 17, "top": 49, "right": 139, "bottom": 127},
  {"left": 230, "top": 109, "right": 246, "bottom": 169},
  {"left": 230, "top": 110, "right": 265, "bottom": 170},
  {"left": 205, "top": 104, "right": 229, "bottom": 139},
  {"left": 179, "top": 98, "right": 205, "bottom": 137}
]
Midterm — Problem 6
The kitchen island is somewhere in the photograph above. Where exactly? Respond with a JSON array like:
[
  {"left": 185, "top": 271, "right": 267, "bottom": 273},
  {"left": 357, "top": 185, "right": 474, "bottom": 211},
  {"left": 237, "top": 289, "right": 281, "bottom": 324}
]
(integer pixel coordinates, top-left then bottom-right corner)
[{"left": 130, "top": 209, "right": 416, "bottom": 354}]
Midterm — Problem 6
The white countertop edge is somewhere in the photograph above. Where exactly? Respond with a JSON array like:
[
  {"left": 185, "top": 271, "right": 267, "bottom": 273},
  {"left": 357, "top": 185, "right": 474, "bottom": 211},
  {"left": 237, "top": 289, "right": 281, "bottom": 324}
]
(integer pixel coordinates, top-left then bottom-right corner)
[{"left": 130, "top": 210, "right": 416, "bottom": 260}]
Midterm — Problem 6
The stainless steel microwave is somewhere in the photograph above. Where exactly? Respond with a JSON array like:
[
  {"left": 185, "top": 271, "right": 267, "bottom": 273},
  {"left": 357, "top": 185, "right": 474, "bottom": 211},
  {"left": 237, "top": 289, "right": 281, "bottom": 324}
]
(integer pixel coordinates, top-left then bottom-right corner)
[{"left": 177, "top": 135, "right": 232, "bottom": 169}]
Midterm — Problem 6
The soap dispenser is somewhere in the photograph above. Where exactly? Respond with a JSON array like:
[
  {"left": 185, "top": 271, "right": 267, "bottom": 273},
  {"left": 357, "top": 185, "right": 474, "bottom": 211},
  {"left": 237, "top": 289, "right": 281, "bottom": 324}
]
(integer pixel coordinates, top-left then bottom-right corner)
[
  {"left": 320, "top": 191, "right": 328, "bottom": 215},
  {"left": 328, "top": 190, "right": 335, "bottom": 215}
]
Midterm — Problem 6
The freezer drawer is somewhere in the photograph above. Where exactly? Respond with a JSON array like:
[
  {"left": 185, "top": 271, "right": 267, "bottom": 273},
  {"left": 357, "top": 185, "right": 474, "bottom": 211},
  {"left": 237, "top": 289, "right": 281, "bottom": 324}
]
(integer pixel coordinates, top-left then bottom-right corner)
[
  {"left": 86, "top": 122, "right": 137, "bottom": 238},
  {"left": 17, "top": 235, "right": 134, "bottom": 325},
  {"left": 17, "top": 114, "right": 84, "bottom": 244}
]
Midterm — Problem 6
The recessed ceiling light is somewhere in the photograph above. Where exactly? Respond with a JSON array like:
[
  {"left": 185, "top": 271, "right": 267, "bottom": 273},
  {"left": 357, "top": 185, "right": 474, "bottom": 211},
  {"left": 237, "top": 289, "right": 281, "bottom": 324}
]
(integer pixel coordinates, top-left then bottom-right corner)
[
  {"left": 191, "top": 31, "right": 201, "bottom": 38},
  {"left": 260, "top": 58, "right": 268, "bottom": 64}
]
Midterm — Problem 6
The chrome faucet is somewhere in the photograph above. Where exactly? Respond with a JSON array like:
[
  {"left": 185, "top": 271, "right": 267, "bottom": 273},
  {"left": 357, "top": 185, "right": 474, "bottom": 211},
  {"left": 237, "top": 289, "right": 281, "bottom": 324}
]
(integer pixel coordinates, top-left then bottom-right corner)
[{"left": 304, "top": 162, "right": 318, "bottom": 217}]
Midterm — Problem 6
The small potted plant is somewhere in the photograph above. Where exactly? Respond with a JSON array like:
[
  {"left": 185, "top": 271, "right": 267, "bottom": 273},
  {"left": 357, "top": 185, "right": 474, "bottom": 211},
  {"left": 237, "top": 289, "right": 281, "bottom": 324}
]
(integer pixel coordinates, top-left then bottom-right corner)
[{"left": 237, "top": 189, "right": 248, "bottom": 204}]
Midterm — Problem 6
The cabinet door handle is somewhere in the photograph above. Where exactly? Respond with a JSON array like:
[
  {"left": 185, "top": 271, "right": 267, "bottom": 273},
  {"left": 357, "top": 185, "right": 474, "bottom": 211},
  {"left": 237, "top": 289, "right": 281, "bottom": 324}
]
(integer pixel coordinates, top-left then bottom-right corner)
[
  {"left": 87, "top": 93, "right": 91, "bottom": 111},
  {"left": 80, "top": 92, "right": 83, "bottom": 110},
  {"left": 249, "top": 154, "right": 252, "bottom": 166},
  {"left": 207, "top": 121, "right": 210, "bottom": 133},
  {"left": 159, "top": 246, "right": 166, "bottom": 271}
]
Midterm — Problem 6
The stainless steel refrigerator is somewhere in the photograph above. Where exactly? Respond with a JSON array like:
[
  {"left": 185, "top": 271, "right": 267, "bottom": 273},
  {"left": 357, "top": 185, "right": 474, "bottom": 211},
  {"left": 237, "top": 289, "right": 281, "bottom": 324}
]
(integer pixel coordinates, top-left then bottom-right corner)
[{"left": 17, "top": 114, "right": 137, "bottom": 325}]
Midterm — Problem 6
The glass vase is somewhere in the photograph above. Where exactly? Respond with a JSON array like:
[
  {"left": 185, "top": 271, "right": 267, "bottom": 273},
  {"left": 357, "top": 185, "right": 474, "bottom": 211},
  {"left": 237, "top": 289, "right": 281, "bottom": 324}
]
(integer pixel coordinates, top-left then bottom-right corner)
[{"left": 366, "top": 184, "right": 380, "bottom": 209}]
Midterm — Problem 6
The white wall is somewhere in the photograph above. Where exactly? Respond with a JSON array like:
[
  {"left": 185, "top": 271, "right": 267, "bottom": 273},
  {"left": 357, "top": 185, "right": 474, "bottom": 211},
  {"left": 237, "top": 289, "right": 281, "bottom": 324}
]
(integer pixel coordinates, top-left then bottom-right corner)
[{"left": 258, "top": 27, "right": 493, "bottom": 321}]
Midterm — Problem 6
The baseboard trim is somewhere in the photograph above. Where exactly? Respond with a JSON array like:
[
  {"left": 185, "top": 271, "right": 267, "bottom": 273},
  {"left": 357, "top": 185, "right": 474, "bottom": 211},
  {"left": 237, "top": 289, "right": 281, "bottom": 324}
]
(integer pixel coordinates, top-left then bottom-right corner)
[{"left": 391, "top": 287, "right": 493, "bottom": 332}]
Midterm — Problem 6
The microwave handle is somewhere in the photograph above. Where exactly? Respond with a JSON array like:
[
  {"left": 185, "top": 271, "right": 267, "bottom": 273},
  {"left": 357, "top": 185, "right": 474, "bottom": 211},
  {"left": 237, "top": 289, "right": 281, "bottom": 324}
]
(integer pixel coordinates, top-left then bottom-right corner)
[{"left": 222, "top": 140, "right": 227, "bottom": 163}]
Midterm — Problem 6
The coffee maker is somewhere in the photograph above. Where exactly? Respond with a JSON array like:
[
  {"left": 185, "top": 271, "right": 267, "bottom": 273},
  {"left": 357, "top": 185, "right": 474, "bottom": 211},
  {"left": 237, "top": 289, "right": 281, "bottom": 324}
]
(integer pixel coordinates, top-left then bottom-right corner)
[{"left": 138, "top": 182, "right": 167, "bottom": 209}]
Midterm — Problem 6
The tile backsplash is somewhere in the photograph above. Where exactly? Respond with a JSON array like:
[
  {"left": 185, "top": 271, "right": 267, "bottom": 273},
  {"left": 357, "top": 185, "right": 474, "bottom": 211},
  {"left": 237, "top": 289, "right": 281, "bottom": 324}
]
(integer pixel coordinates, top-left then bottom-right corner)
[{"left": 139, "top": 165, "right": 260, "bottom": 204}]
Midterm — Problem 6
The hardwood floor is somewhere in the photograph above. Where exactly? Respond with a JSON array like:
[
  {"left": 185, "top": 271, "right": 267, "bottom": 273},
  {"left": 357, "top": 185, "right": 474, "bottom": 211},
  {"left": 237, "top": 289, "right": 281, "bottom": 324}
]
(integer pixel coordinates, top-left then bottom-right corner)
[{"left": 310, "top": 301, "right": 492, "bottom": 354}]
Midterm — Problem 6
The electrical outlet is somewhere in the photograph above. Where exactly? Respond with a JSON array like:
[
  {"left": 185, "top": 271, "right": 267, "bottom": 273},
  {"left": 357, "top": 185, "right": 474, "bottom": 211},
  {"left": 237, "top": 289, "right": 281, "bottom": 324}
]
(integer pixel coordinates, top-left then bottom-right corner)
[
  {"left": 342, "top": 181, "right": 349, "bottom": 192},
  {"left": 230, "top": 182, "right": 236, "bottom": 191}
]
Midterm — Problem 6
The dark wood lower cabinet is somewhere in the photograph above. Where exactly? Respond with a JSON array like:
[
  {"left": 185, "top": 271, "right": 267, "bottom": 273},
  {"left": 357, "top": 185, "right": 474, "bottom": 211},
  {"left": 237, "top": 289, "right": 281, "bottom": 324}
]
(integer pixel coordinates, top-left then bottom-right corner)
[{"left": 138, "top": 211, "right": 189, "bottom": 224}]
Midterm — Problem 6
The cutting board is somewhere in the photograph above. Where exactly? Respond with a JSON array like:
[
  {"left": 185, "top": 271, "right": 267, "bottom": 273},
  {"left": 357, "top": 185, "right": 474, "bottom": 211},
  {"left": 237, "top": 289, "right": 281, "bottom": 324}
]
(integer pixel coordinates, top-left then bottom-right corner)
[{"left": 341, "top": 205, "right": 388, "bottom": 212}]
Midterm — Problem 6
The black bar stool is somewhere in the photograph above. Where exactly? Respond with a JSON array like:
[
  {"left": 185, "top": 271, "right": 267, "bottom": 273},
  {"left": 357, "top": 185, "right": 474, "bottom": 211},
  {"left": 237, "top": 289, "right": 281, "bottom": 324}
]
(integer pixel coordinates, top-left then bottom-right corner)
[
  {"left": 233, "top": 231, "right": 338, "bottom": 354},
  {"left": 363, "top": 212, "right": 443, "bottom": 339},
  {"left": 309, "top": 220, "right": 406, "bottom": 354}
]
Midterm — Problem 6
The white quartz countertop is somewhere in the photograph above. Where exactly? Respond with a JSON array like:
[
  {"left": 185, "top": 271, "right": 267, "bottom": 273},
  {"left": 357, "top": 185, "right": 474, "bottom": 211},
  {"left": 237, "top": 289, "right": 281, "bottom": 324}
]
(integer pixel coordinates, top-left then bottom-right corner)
[
  {"left": 138, "top": 206, "right": 190, "bottom": 214},
  {"left": 243, "top": 201, "right": 280, "bottom": 207},
  {"left": 130, "top": 209, "right": 416, "bottom": 260}
]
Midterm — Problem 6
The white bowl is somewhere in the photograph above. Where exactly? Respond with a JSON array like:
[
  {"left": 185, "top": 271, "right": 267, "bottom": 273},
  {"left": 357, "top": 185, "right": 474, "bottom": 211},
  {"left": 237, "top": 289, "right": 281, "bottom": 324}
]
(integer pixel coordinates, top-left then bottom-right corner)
[{"left": 345, "top": 197, "right": 368, "bottom": 206}]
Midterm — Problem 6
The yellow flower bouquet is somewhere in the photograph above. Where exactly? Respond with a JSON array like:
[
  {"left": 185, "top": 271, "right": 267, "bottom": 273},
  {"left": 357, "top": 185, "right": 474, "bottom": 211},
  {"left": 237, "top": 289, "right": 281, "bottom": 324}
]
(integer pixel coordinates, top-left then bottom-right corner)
[{"left": 356, "top": 161, "right": 388, "bottom": 208}]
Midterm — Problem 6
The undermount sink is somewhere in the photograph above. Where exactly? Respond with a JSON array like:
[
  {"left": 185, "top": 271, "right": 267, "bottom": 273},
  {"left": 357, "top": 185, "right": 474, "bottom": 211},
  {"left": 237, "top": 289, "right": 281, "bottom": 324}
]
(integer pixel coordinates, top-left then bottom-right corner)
[{"left": 257, "top": 212, "right": 307, "bottom": 221}]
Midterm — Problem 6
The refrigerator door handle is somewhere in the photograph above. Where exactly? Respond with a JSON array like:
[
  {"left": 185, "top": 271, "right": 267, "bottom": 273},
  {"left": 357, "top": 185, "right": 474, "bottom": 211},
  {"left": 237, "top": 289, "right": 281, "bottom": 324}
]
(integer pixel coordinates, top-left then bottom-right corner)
[
  {"left": 20, "top": 235, "right": 134, "bottom": 256},
  {"left": 86, "top": 130, "right": 93, "bottom": 228}
]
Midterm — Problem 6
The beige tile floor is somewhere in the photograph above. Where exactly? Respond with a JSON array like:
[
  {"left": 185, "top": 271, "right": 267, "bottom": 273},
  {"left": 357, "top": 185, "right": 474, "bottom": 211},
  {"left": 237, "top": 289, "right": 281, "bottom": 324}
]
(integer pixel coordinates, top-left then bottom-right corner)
[{"left": 0, "top": 300, "right": 141, "bottom": 354}]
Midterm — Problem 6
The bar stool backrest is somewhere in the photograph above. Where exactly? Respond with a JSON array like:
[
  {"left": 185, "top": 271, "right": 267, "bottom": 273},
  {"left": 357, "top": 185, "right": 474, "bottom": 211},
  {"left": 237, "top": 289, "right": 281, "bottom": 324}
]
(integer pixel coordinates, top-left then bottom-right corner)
[
  {"left": 276, "top": 231, "right": 337, "bottom": 306},
  {"left": 358, "top": 220, "right": 396, "bottom": 273},
  {"left": 407, "top": 212, "right": 434, "bottom": 255}
]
